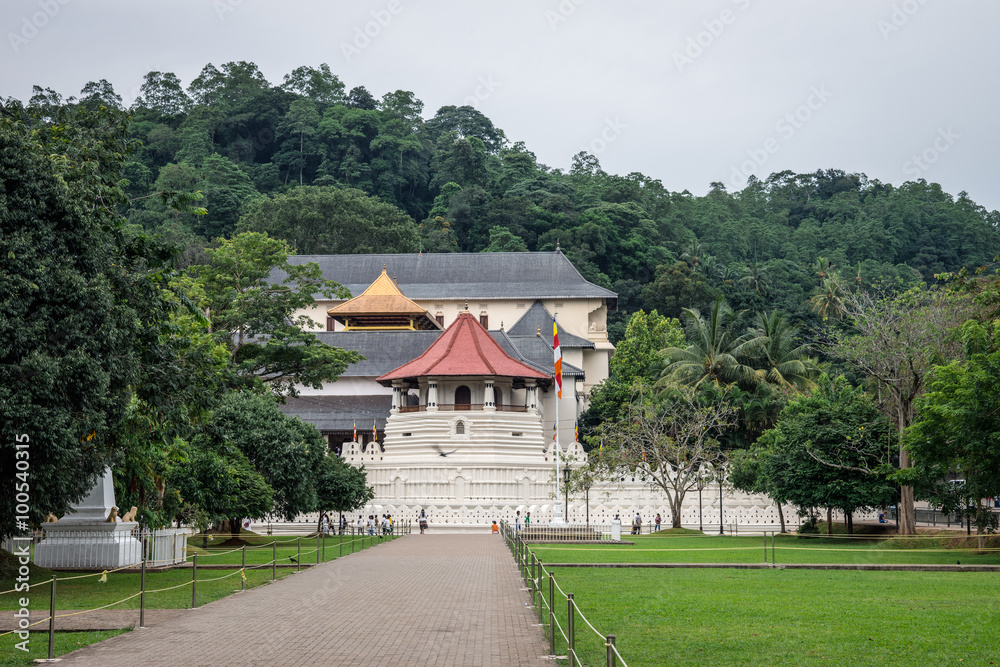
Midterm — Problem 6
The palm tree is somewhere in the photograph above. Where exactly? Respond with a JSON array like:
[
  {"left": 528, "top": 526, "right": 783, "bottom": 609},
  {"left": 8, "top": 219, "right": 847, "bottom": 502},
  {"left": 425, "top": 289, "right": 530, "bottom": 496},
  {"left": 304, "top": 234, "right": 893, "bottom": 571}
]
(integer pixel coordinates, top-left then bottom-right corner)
[
  {"left": 814, "top": 256, "right": 836, "bottom": 280},
  {"left": 680, "top": 238, "right": 705, "bottom": 269},
  {"left": 810, "top": 275, "right": 846, "bottom": 320},
  {"left": 738, "top": 261, "right": 769, "bottom": 294},
  {"left": 742, "top": 311, "right": 820, "bottom": 391},
  {"left": 699, "top": 254, "right": 718, "bottom": 277},
  {"left": 659, "top": 297, "right": 762, "bottom": 389}
]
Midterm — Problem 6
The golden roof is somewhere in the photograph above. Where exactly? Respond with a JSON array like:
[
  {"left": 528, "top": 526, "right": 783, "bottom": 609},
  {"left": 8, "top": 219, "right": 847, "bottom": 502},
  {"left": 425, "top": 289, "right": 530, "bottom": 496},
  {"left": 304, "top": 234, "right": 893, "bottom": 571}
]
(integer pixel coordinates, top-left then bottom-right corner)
[{"left": 328, "top": 269, "right": 440, "bottom": 330}]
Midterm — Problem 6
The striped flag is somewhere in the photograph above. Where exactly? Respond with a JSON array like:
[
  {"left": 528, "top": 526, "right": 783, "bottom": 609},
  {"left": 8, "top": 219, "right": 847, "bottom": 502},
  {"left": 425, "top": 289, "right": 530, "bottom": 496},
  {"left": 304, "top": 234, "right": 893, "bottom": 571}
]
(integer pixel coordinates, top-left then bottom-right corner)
[
  {"left": 553, "top": 320, "right": 563, "bottom": 399},
  {"left": 553, "top": 420, "right": 557, "bottom": 442},
  {"left": 574, "top": 420, "right": 579, "bottom": 442},
  {"left": 353, "top": 422, "right": 357, "bottom": 442},
  {"left": 372, "top": 420, "right": 377, "bottom": 441}
]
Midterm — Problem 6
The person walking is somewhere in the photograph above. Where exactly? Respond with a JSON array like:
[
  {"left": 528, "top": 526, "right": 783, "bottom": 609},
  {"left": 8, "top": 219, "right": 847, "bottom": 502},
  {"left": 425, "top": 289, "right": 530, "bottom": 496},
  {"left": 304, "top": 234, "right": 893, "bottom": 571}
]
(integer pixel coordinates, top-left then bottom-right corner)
[
  {"left": 419, "top": 509, "right": 428, "bottom": 534},
  {"left": 655, "top": 513, "right": 662, "bottom": 532},
  {"left": 357, "top": 515, "right": 364, "bottom": 535},
  {"left": 515, "top": 510, "right": 522, "bottom": 532},
  {"left": 525, "top": 512, "right": 531, "bottom": 529},
  {"left": 339, "top": 514, "right": 347, "bottom": 535},
  {"left": 633, "top": 512, "right": 642, "bottom": 535}
]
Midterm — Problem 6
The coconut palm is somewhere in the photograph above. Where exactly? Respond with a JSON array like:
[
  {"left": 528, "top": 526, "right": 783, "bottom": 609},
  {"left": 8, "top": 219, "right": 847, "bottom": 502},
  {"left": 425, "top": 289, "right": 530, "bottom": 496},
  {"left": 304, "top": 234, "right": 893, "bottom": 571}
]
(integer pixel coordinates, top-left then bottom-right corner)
[
  {"left": 680, "top": 237, "right": 705, "bottom": 269},
  {"left": 742, "top": 311, "right": 820, "bottom": 391},
  {"left": 810, "top": 275, "right": 847, "bottom": 320},
  {"left": 659, "top": 297, "right": 762, "bottom": 389},
  {"left": 738, "top": 261, "right": 770, "bottom": 294},
  {"left": 814, "top": 256, "right": 836, "bottom": 280}
]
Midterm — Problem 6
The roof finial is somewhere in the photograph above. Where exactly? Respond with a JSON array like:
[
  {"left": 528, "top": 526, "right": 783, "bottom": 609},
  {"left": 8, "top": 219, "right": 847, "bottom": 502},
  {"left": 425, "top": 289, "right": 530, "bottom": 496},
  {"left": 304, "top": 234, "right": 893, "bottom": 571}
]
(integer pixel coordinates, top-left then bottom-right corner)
[
  {"left": 464, "top": 300, "right": 469, "bottom": 312},
  {"left": 393, "top": 274, "right": 397, "bottom": 284},
  {"left": 500, "top": 320, "right": 504, "bottom": 330},
  {"left": 383, "top": 263, "right": 387, "bottom": 271},
  {"left": 537, "top": 326, "right": 541, "bottom": 337}
]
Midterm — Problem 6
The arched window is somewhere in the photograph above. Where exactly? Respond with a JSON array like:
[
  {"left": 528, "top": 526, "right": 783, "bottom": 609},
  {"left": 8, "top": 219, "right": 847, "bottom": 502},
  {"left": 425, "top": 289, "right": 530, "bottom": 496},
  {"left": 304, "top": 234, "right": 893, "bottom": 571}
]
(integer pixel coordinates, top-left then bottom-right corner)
[
  {"left": 455, "top": 385, "right": 471, "bottom": 408},
  {"left": 456, "top": 420, "right": 466, "bottom": 435},
  {"left": 495, "top": 388, "right": 503, "bottom": 408}
]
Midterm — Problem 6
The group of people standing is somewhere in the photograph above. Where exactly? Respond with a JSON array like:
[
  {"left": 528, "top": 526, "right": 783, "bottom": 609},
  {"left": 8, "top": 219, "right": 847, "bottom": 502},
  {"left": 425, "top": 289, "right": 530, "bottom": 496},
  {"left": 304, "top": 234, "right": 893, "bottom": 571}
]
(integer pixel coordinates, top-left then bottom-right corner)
[
  {"left": 319, "top": 513, "right": 348, "bottom": 535},
  {"left": 350, "top": 514, "right": 395, "bottom": 535},
  {"left": 627, "top": 512, "right": 662, "bottom": 535}
]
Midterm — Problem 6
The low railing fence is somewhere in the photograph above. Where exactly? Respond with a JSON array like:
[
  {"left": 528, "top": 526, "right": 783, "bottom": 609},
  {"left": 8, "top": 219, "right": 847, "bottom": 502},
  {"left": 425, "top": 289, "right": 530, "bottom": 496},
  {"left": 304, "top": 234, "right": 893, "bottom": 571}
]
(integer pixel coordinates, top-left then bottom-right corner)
[
  {"left": 502, "top": 521, "right": 628, "bottom": 667},
  {"left": 0, "top": 527, "right": 408, "bottom": 660}
]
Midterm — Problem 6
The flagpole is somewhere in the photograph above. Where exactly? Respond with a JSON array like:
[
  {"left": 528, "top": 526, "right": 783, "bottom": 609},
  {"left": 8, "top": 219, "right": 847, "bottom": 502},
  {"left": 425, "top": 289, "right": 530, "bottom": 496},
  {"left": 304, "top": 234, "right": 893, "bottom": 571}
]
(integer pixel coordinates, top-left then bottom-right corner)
[{"left": 552, "top": 316, "right": 565, "bottom": 526}]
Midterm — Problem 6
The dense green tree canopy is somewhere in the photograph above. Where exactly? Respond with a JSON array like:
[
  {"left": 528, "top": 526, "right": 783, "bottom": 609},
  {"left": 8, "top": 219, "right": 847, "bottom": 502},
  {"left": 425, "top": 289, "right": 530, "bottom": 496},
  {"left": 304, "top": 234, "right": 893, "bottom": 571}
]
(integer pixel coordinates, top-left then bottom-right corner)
[
  {"left": 236, "top": 185, "right": 420, "bottom": 254},
  {"left": 757, "top": 376, "right": 898, "bottom": 529}
]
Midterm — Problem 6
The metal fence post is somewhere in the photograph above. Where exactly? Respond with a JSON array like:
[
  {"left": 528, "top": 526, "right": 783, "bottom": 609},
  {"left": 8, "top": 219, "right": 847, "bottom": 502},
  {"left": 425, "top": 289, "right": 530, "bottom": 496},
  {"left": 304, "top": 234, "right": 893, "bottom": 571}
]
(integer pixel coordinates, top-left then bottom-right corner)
[
  {"left": 606, "top": 634, "right": 617, "bottom": 667},
  {"left": 191, "top": 553, "right": 198, "bottom": 609},
  {"left": 241, "top": 546, "right": 246, "bottom": 592},
  {"left": 297, "top": 536, "right": 301, "bottom": 572},
  {"left": 140, "top": 543, "right": 147, "bottom": 628},
  {"left": 272, "top": 540, "right": 277, "bottom": 581},
  {"left": 536, "top": 557, "right": 543, "bottom": 625},
  {"left": 548, "top": 573, "right": 555, "bottom": 657},
  {"left": 567, "top": 593, "right": 576, "bottom": 665},
  {"left": 47, "top": 574, "right": 56, "bottom": 660}
]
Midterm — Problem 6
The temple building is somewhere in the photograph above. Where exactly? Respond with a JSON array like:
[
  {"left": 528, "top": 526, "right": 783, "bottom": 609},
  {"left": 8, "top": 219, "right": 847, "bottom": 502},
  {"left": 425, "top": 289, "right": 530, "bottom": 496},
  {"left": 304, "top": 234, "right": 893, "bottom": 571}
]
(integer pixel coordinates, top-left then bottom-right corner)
[{"left": 279, "top": 251, "right": 801, "bottom": 529}]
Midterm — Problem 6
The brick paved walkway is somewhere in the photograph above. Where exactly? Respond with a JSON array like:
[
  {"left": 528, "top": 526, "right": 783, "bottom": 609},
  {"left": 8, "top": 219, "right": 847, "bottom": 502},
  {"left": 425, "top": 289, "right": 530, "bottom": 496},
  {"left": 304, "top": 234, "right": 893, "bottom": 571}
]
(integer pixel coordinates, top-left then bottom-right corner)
[{"left": 57, "top": 534, "right": 550, "bottom": 666}]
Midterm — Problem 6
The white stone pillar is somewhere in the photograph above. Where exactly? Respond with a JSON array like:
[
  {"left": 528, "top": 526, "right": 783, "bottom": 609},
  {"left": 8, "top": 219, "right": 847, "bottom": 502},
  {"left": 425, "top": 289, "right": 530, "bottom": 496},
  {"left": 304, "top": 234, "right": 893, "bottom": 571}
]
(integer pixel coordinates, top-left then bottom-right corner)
[
  {"left": 391, "top": 382, "right": 403, "bottom": 413},
  {"left": 428, "top": 379, "right": 439, "bottom": 412},
  {"left": 484, "top": 378, "right": 495, "bottom": 412}
]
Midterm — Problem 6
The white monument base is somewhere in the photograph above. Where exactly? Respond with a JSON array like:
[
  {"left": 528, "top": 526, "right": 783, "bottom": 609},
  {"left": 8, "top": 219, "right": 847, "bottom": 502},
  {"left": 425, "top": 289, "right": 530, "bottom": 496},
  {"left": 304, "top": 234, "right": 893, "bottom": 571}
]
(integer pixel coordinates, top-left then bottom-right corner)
[{"left": 34, "top": 522, "right": 142, "bottom": 569}]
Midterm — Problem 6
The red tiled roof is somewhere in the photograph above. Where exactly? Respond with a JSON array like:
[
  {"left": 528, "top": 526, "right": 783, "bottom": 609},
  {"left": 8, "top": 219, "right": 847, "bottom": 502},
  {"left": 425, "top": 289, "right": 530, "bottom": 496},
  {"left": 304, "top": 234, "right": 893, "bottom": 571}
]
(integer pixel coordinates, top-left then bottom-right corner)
[{"left": 377, "top": 312, "right": 551, "bottom": 383}]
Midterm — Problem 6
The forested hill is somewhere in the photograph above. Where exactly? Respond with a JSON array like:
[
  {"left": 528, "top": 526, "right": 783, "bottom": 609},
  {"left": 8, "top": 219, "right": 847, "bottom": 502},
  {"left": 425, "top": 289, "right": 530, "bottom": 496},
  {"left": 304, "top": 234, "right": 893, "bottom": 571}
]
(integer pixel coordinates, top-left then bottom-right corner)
[{"left": 17, "top": 62, "right": 1000, "bottom": 340}]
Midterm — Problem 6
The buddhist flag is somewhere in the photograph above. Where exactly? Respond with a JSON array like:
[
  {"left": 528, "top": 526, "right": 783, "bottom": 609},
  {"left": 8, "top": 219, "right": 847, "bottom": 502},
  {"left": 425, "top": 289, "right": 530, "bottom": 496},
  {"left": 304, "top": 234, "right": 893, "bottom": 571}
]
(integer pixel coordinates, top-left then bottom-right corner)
[
  {"left": 574, "top": 420, "right": 579, "bottom": 442},
  {"left": 353, "top": 422, "right": 357, "bottom": 442},
  {"left": 372, "top": 420, "right": 377, "bottom": 441},
  {"left": 553, "top": 420, "right": 557, "bottom": 442},
  {"left": 553, "top": 320, "right": 563, "bottom": 399}
]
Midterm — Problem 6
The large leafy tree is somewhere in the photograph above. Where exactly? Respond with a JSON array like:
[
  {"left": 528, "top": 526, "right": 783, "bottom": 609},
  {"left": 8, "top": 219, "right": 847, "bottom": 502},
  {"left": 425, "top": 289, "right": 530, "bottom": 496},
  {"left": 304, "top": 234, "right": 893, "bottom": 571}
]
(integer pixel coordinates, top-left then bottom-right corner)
[
  {"left": 900, "top": 320, "right": 1000, "bottom": 535},
  {"left": 189, "top": 231, "right": 362, "bottom": 397},
  {"left": 236, "top": 185, "right": 420, "bottom": 255},
  {"left": 579, "top": 310, "right": 684, "bottom": 439},
  {"left": 0, "top": 103, "right": 172, "bottom": 534},
  {"left": 191, "top": 392, "right": 326, "bottom": 526},
  {"left": 315, "top": 455, "right": 374, "bottom": 522},
  {"left": 757, "top": 376, "right": 898, "bottom": 533},
  {"left": 829, "top": 286, "right": 977, "bottom": 534}
]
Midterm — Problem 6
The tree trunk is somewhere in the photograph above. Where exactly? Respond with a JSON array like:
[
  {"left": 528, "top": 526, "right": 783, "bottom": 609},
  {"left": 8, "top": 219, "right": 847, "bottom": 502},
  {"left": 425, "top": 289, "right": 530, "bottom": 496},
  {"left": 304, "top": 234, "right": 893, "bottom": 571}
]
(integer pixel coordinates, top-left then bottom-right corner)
[
  {"left": 777, "top": 504, "right": 786, "bottom": 533},
  {"left": 671, "top": 492, "right": 683, "bottom": 528},
  {"left": 826, "top": 507, "right": 833, "bottom": 535},
  {"left": 847, "top": 511, "right": 853, "bottom": 535},
  {"left": 897, "top": 417, "right": 916, "bottom": 535}
]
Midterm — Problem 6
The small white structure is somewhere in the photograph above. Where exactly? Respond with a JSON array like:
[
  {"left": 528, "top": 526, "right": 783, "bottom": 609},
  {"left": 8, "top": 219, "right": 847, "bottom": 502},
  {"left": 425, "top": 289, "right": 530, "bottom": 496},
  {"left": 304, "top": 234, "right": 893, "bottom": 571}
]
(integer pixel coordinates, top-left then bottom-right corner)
[{"left": 34, "top": 469, "right": 143, "bottom": 569}]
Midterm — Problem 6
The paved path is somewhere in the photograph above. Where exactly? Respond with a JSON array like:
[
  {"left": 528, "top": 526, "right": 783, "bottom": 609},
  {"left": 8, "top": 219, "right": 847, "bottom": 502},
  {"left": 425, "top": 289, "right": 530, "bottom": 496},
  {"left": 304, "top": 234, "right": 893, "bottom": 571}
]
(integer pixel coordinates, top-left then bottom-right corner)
[{"left": 57, "top": 534, "right": 550, "bottom": 666}]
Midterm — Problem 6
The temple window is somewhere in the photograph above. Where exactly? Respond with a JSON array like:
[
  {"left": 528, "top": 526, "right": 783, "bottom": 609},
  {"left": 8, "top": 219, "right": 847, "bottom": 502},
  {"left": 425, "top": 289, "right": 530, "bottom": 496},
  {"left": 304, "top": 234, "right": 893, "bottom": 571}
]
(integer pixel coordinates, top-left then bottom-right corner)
[
  {"left": 480, "top": 314, "right": 488, "bottom": 328},
  {"left": 455, "top": 385, "right": 471, "bottom": 407},
  {"left": 456, "top": 420, "right": 466, "bottom": 435}
]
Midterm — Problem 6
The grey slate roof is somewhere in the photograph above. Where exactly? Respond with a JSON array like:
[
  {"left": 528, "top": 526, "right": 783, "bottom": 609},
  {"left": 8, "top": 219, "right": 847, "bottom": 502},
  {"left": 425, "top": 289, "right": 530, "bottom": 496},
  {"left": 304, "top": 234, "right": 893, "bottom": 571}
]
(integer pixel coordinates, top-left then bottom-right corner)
[
  {"left": 280, "top": 395, "right": 392, "bottom": 431},
  {"left": 492, "top": 330, "right": 585, "bottom": 379},
  {"left": 280, "top": 251, "right": 617, "bottom": 302},
  {"left": 313, "top": 331, "right": 441, "bottom": 376},
  {"left": 507, "top": 301, "right": 594, "bottom": 349}
]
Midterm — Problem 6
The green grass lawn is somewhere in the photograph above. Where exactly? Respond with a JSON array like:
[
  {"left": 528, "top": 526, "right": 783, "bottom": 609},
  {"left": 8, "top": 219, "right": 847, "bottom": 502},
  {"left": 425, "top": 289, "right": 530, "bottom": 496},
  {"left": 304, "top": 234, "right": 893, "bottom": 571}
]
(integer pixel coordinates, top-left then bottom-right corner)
[
  {"left": 536, "top": 568, "right": 1000, "bottom": 666},
  {"left": 1, "top": 630, "right": 127, "bottom": 666},
  {"left": 185, "top": 532, "right": 393, "bottom": 565},
  {"left": 529, "top": 533, "right": 1000, "bottom": 566}
]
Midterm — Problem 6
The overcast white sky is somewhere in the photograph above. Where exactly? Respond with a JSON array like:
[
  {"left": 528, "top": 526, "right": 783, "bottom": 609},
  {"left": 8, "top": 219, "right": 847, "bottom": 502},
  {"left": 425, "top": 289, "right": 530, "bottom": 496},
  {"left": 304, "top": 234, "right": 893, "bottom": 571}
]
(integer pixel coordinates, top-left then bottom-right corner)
[{"left": 3, "top": 0, "right": 998, "bottom": 212}]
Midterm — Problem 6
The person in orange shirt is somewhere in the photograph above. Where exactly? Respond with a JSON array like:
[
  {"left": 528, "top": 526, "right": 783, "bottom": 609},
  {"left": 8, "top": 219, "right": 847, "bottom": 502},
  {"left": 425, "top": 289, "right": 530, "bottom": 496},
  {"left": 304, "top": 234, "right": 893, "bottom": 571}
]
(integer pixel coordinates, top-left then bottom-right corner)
[{"left": 491, "top": 521, "right": 499, "bottom": 534}]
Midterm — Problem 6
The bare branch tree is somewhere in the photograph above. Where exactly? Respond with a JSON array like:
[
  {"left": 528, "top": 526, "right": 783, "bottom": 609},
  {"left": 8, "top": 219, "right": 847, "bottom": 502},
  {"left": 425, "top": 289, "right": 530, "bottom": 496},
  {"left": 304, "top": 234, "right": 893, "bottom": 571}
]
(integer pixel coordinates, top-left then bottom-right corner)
[
  {"left": 596, "top": 383, "right": 737, "bottom": 528},
  {"left": 827, "top": 285, "right": 976, "bottom": 534}
]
